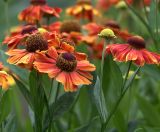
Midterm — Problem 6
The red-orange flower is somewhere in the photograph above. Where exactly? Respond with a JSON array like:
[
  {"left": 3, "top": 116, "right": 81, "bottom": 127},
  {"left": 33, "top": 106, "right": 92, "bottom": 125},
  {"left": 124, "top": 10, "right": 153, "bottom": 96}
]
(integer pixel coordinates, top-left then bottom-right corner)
[
  {"left": 106, "top": 36, "right": 160, "bottom": 66},
  {"left": 66, "top": 0, "right": 100, "bottom": 21},
  {"left": 6, "top": 30, "right": 54, "bottom": 69},
  {"left": 3, "top": 25, "right": 38, "bottom": 50},
  {"left": 34, "top": 47, "right": 96, "bottom": 92},
  {"left": 18, "top": 0, "right": 62, "bottom": 24}
]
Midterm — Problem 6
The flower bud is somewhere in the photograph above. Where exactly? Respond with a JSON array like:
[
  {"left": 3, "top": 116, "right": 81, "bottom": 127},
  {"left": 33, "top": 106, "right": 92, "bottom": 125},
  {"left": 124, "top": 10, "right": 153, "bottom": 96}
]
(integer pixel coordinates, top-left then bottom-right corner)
[{"left": 98, "top": 28, "right": 116, "bottom": 39}]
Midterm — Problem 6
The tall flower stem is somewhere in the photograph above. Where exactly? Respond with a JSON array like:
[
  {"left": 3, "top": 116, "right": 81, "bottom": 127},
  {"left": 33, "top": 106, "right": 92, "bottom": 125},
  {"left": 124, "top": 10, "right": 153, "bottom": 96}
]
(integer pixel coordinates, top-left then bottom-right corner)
[
  {"left": 155, "top": 0, "right": 158, "bottom": 37},
  {"left": 101, "top": 66, "right": 141, "bottom": 131},
  {"left": 4, "top": 0, "right": 10, "bottom": 35},
  {"left": 100, "top": 40, "right": 107, "bottom": 89},
  {"left": 54, "top": 82, "right": 60, "bottom": 102},
  {"left": 121, "top": 61, "right": 132, "bottom": 94},
  {"left": 48, "top": 79, "right": 54, "bottom": 101},
  {"left": 123, "top": 0, "right": 158, "bottom": 49}
]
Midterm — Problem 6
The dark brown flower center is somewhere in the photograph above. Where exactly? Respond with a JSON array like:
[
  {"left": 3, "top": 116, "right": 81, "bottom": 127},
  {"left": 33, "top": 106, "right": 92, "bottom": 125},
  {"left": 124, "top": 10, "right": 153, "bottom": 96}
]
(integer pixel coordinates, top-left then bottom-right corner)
[
  {"left": 61, "top": 38, "right": 75, "bottom": 47},
  {"left": 26, "top": 33, "right": 48, "bottom": 52},
  {"left": 60, "top": 20, "right": 81, "bottom": 33},
  {"left": 105, "top": 21, "right": 120, "bottom": 29},
  {"left": 127, "top": 36, "right": 145, "bottom": 49},
  {"left": 21, "top": 25, "right": 37, "bottom": 35},
  {"left": 30, "top": 0, "right": 46, "bottom": 5},
  {"left": 56, "top": 53, "right": 77, "bottom": 72}
]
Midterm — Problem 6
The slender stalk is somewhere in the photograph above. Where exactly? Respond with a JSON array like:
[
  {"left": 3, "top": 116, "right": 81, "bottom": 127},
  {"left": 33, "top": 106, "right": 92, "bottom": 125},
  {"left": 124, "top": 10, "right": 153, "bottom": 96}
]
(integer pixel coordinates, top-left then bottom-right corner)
[
  {"left": 100, "top": 40, "right": 108, "bottom": 130},
  {"left": 54, "top": 82, "right": 60, "bottom": 102},
  {"left": 121, "top": 61, "right": 132, "bottom": 94},
  {"left": 48, "top": 79, "right": 54, "bottom": 101},
  {"left": 123, "top": 0, "right": 158, "bottom": 48},
  {"left": 155, "top": 0, "right": 158, "bottom": 37},
  {"left": 48, "top": 82, "right": 60, "bottom": 131},
  {"left": 142, "top": 0, "right": 149, "bottom": 21},
  {"left": 101, "top": 66, "right": 141, "bottom": 131},
  {"left": 100, "top": 40, "right": 107, "bottom": 91},
  {"left": 4, "top": 0, "right": 10, "bottom": 34}
]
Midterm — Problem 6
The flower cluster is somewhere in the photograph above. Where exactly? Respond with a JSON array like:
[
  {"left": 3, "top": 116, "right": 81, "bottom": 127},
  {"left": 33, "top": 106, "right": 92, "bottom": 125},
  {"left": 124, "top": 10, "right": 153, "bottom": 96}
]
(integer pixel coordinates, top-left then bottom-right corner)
[
  {"left": 3, "top": 0, "right": 96, "bottom": 92},
  {"left": 2, "top": 0, "right": 160, "bottom": 92}
]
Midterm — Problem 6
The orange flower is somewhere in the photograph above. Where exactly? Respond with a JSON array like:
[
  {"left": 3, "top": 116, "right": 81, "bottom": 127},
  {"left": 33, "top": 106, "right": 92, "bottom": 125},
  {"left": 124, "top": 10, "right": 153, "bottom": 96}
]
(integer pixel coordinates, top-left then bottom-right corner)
[
  {"left": 106, "top": 36, "right": 160, "bottom": 66},
  {"left": 3, "top": 25, "right": 37, "bottom": 50},
  {"left": 43, "top": 21, "right": 62, "bottom": 33},
  {"left": 0, "top": 63, "right": 15, "bottom": 90},
  {"left": 18, "top": 0, "right": 62, "bottom": 24},
  {"left": 6, "top": 30, "right": 54, "bottom": 69},
  {"left": 66, "top": 0, "right": 100, "bottom": 21},
  {"left": 34, "top": 47, "right": 96, "bottom": 92},
  {"left": 47, "top": 34, "right": 87, "bottom": 61}
]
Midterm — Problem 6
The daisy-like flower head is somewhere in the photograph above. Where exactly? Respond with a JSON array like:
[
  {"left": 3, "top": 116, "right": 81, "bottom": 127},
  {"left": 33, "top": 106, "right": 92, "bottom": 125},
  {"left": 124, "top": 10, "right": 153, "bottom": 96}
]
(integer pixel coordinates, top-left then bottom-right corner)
[
  {"left": 6, "top": 29, "right": 54, "bottom": 69},
  {"left": 66, "top": 0, "right": 100, "bottom": 21},
  {"left": 18, "top": 0, "right": 62, "bottom": 24},
  {"left": 3, "top": 25, "right": 38, "bottom": 50},
  {"left": 106, "top": 36, "right": 160, "bottom": 66},
  {"left": 34, "top": 47, "right": 96, "bottom": 92}
]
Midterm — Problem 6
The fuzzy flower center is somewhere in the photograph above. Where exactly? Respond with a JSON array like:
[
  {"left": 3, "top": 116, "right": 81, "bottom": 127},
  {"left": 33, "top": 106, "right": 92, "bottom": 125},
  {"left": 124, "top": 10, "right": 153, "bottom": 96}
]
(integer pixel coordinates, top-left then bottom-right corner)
[
  {"left": 30, "top": 0, "right": 46, "bottom": 5},
  {"left": 127, "top": 36, "right": 145, "bottom": 49},
  {"left": 21, "top": 25, "right": 37, "bottom": 35},
  {"left": 56, "top": 53, "right": 77, "bottom": 72},
  {"left": 26, "top": 33, "right": 48, "bottom": 52},
  {"left": 60, "top": 20, "right": 81, "bottom": 33},
  {"left": 61, "top": 38, "right": 75, "bottom": 47}
]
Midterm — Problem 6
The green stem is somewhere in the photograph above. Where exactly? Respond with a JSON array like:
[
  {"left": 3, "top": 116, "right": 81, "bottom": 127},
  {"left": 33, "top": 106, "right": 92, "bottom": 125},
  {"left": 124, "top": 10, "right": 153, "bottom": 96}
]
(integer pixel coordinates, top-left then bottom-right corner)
[
  {"left": 124, "top": 0, "right": 158, "bottom": 48},
  {"left": 4, "top": 0, "right": 10, "bottom": 34},
  {"left": 121, "top": 61, "right": 132, "bottom": 93},
  {"left": 155, "top": 0, "right": 158, "bottom": 37},
  {"left": 100, "top": 40, "right": 107, "bottom": 130},
  {"left": 54, "top": 82, "right": 60, "bottom": 102},
  {"left": 100, "top": 41, "right": 107, "bottom": 91},
  {"left": 48, "top": 79, "right": 54, "bottom": 101},
  {"left": 101, "top": 66, "right": 141, "bottom": 131},
  {"left": 48, "top": 82, "right": 60, "bottom": 131}
]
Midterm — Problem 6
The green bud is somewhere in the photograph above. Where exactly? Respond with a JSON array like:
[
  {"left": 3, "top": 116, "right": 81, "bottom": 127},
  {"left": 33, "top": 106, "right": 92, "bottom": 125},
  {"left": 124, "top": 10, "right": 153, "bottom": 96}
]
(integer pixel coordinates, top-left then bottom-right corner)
[{"left": 98, "top": 28, "right": 116, "bottom": 39}]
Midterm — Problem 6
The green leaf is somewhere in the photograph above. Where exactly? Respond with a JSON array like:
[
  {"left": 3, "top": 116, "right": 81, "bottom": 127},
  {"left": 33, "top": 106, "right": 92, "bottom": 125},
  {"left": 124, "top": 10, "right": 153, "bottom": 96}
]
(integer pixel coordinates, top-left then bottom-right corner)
[
  {"left": 29, "top": 70, "right": 48, "bottom": 131},
  {"left": 91, "top": 76, "right": 107, "bottom": 123},
  {"left": 0, "top": 91, "right": 11, "bottom": 124},
  {"left": 13, "top": 76, "right": 32, "bottom": 108},
  {"left": 43, "top": 91, "right": 79, "bottom": 131},
  {"left": 103, "top": 55, "right": 123, "bottom": 95},
  {"left": 137, "top": 95, "right": 160, "bottom": 127},
  {"left": 74, "top": 116, "right": 99, "bottom": 132}
]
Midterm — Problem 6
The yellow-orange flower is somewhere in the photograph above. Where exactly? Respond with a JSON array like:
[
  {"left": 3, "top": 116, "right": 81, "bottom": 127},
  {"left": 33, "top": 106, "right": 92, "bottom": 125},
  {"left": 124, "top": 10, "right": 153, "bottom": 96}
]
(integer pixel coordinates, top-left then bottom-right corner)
[
  {"left": 106, "top": 36, "right": 160, "bottom": 66},
  {"left": 3, "top": 25, "right": 37, "bottom": 50},
  {"left": 0, "top": 63, "right": 15, "bottom": 90},
  {"left": 18, "top": 0, "right": 62, "bottom": 24},
  {"left": 66, "top": 0, "right": 100, "bottom": 21},
  {"left": 6, "top": 30, "right": 55, "bottom": 69},
  {"left": 34, "top": 47, "right": 96, "bottom": 92}
]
